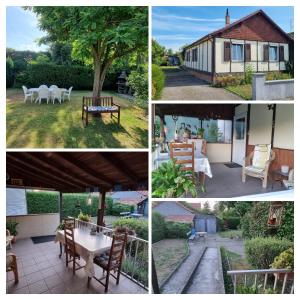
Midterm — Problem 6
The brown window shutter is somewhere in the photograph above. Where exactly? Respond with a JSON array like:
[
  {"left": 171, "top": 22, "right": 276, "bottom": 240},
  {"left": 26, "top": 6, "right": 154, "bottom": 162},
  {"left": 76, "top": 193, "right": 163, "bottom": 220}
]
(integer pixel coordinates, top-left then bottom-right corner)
[
  {"left": 263, "top": 45, "right": 269, "bottom": 62},
  {"left": 224, "top": 41, "right": 231, "bottom": 62},
  {"left": 245, "top": 44, "right": 251, "bottom": 62},
  {"left": 279, "top": 46, "right": 284, "bottom": 61}
]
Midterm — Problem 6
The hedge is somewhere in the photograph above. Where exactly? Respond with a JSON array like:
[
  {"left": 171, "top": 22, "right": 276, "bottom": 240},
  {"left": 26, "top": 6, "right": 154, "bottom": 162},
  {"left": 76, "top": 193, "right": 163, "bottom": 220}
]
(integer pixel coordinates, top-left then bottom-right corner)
[
  {"left": 152, "top": 212, "right": 166, "bottom": 243},
  {"left": 113, "top": 218, "right": 148, "bottom": 240},
  {"left": 165, "top": 221, "right": 191, "bottom": 239},
  {"left": 245, "top": 237, "right": 293, "bottom": 269},
  {"left": 16, "top": 63, "right": 93, "bottom": 90},
  {"left": 223, "top": 217, "right": 240, "bottom": 230},
  {"left": 152, "top": 64, "right": 165, "bottom": 99},
  {"left": 26, "top": 191, "right": 59, "bottom": 214}
]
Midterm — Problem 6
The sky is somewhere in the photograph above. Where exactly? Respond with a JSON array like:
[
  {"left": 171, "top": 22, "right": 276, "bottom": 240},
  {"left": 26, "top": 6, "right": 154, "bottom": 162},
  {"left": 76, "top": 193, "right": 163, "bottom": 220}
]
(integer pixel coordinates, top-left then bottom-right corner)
[
  {"left": 152, "top": 6, "right": 294, "bottom": 52},
  {"left": 6, "top": 6, "right": 47, "bottom": 52}
]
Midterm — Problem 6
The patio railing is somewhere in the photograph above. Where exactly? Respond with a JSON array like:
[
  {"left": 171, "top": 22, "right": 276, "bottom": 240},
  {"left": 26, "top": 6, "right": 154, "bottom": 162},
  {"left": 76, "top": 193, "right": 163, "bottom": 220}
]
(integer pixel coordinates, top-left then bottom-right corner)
[
  {"left": 227, "top": 269, "right": 294, "bottom": 294},
  {"left": 75, "top": 219, "right": 148, "bottom": 290}
]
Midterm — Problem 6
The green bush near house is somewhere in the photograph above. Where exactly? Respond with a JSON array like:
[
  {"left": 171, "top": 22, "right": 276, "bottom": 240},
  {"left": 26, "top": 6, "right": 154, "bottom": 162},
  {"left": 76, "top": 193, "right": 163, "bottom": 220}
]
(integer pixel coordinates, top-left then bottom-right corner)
[
  {"left": 111, "top": 203, "right": 134, "bottom": 216},
  {"left": 152, "top": 64, "right": 165, "bottom": 99},
  {"left": 152, "top": 212, "right": 166, "bottom": 243},
  {"left": 223, "top": 217, "right": 240, "bottom": 230},
  {"left": 245, "top": 237, "right": 293, "bottom": 269},
  {"left": 112, "top": 218, "right": 148, "bottom": 240},
  {"left": 26, "top": 191, "right": 59, "bottom": 214},
  {"left": 165, "top": 221, "right": 191, "bottom": 239}
]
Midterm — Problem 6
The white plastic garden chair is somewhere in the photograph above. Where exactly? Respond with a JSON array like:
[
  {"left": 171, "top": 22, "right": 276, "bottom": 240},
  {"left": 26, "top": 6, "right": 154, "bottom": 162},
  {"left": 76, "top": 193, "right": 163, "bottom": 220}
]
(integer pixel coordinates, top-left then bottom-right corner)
[
  {"left": 37, "top": 87, "right": 50, "bottom": 104},
  {"left": 22, "top": 86, "right": 33, "bottom": 103},
  {"left": 49, "top": 85, "right": 58, "bottom": 89},
  {"left": 51, "top": 87, "right": 62, "bottom": 104},
  {"left": 63, "top": 86, "right": 73, "bottom": 101},
  {"left": 39, "top": 85, "right": 48, "bottom": 89}
]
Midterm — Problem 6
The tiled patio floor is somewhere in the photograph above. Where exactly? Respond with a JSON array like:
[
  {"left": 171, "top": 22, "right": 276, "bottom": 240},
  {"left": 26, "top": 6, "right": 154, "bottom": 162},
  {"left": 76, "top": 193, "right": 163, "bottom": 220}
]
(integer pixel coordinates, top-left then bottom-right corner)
[{"left": 6, "top": 238, "right": 147, "bottom": 294}]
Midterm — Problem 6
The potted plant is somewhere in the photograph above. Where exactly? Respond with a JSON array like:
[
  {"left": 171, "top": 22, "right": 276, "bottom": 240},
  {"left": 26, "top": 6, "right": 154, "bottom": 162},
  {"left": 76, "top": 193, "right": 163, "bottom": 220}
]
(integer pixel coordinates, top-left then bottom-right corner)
[
  {"left": 197, "top": 128, "right": 205, "bottom": 139},
  {"left": 271, "top": 248, "right": 294, "bottom": 280},
  {"left": 6, "top": 221, "right": 18, "bottom": 243},
  {"left": 152, "top": 159, "right": 197, "bottom": 198},
  {"left": 78, "top": 211, "right": 91, "bottom": 223}
]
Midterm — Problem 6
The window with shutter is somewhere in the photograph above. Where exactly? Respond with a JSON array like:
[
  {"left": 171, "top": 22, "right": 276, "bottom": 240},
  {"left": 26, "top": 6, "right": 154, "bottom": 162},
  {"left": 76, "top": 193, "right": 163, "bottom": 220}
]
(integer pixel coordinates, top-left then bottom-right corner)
[
  {"left": 224, "top": 41, "right": 231, "bottom": 62},
  {"left": 245, "top": 44, "right": 251, "bottom": 62},
  {"left": 263, "top": 45, "right": 269, "bottom": 62},
  {"left": 279, "top": 46, "right": 284, "bottom": 61}
]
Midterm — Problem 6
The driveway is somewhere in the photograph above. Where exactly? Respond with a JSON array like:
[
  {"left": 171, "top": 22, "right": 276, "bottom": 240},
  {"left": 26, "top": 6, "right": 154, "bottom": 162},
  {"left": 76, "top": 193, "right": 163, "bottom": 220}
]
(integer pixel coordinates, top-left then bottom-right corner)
[{"left": 161, "top": 68, "right": 242, "bottom": 100}]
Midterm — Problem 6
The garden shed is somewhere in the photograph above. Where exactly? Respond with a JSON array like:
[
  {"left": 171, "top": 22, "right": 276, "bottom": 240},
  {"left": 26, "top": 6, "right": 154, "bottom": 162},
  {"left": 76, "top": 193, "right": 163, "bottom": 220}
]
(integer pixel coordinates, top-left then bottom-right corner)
[{"left": 194, "top": 214, "right": 217, "bottom": 233}]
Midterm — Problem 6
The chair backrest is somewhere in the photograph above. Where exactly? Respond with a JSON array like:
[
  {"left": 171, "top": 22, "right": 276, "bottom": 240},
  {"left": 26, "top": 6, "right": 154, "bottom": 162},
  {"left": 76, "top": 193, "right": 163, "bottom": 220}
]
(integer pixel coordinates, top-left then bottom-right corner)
[
  {"left": 68, "top": 86, "right": 73, "bottom": 94},
  {"left": 38, "top": 87, "right": 50, "bottom": 99},
  {"left": 107, "top": 233, "right": 127, "bottom": 270},
  {"left": 64, "top": 223, "right": 76, "bottom": 254},
  {"left": 22, "top": 86, "right": 28, "bottom": 94},
  {"left": 83, "top": 96, "right": 113, "bottom": 107},
  {"left": 39, "top": 85, "right": 48, "bottom": 89},
  {"left": 64, "top": 218, "right": 76, "bottom": 229},
  {"left": 252, "top": 144, "right": 271, "bottom": 168},
  {"left": 170, "top": 142, "right": 194, "bottom": 173},
  {"left": 50, "top": 85, "right": 58, "bottom": 89},
  {"left": 52, "top": 87, "right": 61, "bottom": 98}
]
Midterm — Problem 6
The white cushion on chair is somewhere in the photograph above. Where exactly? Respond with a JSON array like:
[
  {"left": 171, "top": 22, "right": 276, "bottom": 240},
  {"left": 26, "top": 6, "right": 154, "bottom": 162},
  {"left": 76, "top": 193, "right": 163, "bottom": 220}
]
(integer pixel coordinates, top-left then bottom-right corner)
[
  {"left": 244, "top": 165, "right": 265, "bottom": 174},
  {"left": 252, "top": 144, "right": 271, "bottom": 169}
]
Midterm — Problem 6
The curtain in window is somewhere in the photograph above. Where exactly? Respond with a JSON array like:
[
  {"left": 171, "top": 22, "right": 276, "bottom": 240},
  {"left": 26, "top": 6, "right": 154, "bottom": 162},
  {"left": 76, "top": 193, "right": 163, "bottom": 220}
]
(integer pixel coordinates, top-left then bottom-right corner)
[
  {"left": 232, "top": 44, "right": 243, "bottom": 61},
  {"left": 269, "top": 46, "right": 278, "bottom": 61}
]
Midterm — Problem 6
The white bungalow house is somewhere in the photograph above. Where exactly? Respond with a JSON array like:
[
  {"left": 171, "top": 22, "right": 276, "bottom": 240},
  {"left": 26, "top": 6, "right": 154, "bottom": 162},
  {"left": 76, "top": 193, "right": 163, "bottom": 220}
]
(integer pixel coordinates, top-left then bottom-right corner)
[{"left": 182, "top": 9, "right": 293, "bottom": 83}]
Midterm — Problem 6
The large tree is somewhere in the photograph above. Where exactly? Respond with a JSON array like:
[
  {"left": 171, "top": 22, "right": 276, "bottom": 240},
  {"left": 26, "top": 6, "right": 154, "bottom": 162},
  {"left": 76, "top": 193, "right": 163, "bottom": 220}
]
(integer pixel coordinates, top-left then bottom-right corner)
[{"left": 28, "top": 6, "right": 148, "bottom": 101}]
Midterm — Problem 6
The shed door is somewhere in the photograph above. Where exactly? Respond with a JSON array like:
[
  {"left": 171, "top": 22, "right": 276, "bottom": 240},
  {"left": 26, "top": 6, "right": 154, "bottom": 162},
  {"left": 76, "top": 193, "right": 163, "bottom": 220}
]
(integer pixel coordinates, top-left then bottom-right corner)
[
  {"left": 194, "top": 218, "right": 206, "bottom": 232},
  {"left": 206, "top": 218, "right": 217, "bottom": 233}
]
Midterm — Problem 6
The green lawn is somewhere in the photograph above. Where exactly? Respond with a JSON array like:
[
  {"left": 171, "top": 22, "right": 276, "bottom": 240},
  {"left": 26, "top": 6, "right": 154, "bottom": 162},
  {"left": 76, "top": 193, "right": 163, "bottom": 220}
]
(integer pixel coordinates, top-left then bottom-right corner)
[
  {"left": 6, "top": 89, "right": 148, "bottom": 148},
  {"left": 225, "top": 84, "right": 252, "bottom": 100},
  {"left": 152, "top": 239, "right": 188, "bottom": 286},
  {"left": 219, "top": 230, "right": 243, "bottom": 239}
]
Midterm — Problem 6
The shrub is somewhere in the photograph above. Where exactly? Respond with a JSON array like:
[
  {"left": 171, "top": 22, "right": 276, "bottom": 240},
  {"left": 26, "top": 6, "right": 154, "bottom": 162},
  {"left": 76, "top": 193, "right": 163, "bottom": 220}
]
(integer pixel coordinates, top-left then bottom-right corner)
[
  {"left": 271, "top": 247, "right": 294, "bottom": 270},
  {"left": 244, "top": 64, "right": 254, "bottom": 84},
  {"left": 213, "top": 74, "right": 241, "bottom": 87},
  {"left": 245, "top": 237, "right": 293, "bottom": 269},
  {"left": 112, "top": 218, "right": 148, "bottom": 240},
  {"left": 111, "top": 203, "right": 134, "bottom": 216},
  {"left": 152, "top": 64, "right": 165, "bottom": 99},
  {"left": 165, "top": 221, "right": 191, "bottom": 239},
  {"left": 6, "top": 221, "right": 19, "bottom": 236},
  {"left": 223, "top": 217, "right": 240, "bottom": 230},
  {"left": 16, "top": 63, "right": 93, "bottom": 90},
  {"left": 6, "top": 56, "right": 14, "bottom": 87},
  {"left": 220, "top": 247, "right": 234, "bottom": 294},
  {"left": 26, "top": 191, "right": 59, "bottom": 214},
  {"left": 277, "top": 202, "right": 294, "bottom": 241},
  {"left": 152, "top": 212, "right": 166, "bottom": 243},
  {"left": 266, "top": 71, "right": 292, "bottom": 81}
]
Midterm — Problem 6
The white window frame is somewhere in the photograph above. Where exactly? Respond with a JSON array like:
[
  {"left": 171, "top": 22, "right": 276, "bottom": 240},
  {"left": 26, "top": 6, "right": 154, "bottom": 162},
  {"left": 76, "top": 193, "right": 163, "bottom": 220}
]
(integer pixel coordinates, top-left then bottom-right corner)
[{"left": 231, "top": 43, "right": 244, "bottom": 62}]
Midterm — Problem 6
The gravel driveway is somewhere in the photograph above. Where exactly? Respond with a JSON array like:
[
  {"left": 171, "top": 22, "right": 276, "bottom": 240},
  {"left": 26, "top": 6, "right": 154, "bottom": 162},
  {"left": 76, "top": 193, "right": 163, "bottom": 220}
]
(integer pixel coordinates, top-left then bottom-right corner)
[{"left": 161, "top": 68, "right": 242, "bottom": 100}]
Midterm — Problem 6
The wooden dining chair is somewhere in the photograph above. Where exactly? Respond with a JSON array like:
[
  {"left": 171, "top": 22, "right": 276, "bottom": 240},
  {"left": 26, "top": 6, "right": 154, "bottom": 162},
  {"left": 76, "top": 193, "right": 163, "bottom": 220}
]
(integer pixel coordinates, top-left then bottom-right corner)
[
  {"left": 64, "top": 223, "right": 83, "bottom": 275},
  {"left": 88, "top": 233, "right": 127, "bottom": 293},
  {"left": 64, "top": 217, "right": 76, "bottom": 229},
  {"left": 170, "top": 142, "right": 195, "bottom": 180}
]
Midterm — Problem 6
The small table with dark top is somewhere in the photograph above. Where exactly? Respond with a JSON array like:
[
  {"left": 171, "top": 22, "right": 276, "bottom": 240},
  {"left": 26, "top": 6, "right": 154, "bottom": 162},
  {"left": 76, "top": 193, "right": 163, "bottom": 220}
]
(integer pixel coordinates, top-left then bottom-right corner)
[{"left": 272, "top": 169, "right": 289, "bottom": 189}]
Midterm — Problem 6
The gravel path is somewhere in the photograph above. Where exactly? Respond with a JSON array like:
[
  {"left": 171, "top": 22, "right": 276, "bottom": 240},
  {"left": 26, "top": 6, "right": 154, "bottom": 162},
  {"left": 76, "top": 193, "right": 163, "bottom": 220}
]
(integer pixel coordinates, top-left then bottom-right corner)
[{"left": 161, "top": 68, "right": 242, "bottom": 100}]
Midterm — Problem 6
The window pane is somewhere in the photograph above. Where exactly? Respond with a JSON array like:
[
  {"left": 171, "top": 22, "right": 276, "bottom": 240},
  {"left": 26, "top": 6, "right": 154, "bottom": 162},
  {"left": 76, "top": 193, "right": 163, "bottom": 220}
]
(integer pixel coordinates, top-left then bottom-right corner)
[
  {"left": 235, "top": 117, "right": 245, "bottom": 140},
  {"left": 232, "top": 44, "right": 243, "bottom": 61},
  {"left": 269, "top": 46, "right": 278, "bottom": 61}
]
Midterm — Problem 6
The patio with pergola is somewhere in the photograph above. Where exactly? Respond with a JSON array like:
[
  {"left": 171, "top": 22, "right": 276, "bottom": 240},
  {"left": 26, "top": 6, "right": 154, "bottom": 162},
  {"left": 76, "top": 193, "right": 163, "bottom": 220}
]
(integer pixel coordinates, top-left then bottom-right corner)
[{"left": 6, "top": 152, "right": 148, "bottom": 294}]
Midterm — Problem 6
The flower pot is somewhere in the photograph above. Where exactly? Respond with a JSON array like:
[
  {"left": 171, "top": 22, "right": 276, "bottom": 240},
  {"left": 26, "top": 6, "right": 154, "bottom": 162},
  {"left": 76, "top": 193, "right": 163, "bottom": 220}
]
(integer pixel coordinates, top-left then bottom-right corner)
[{"left": 274, "top": 272, "right": 293, "bottom": 281}]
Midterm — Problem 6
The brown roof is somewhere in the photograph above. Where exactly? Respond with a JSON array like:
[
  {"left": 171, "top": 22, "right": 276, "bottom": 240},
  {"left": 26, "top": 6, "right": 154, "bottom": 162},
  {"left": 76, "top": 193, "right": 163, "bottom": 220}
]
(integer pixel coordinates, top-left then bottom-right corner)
[
  {"left": 165, "top": 215, "right": 194, "bottom": 223},
  {"left": 6, "top": 152, "right": 148, "bottom": 193},
  {"left": 184, "top": 9, "right": 292, "bottom": 50}
]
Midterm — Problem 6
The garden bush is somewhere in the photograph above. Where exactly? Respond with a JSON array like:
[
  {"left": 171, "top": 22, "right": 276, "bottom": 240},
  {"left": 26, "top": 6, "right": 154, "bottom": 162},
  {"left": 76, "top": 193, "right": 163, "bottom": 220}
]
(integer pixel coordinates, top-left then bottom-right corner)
[
  {"left": 112, "top": 218, "right": 148, "bottom": 240},
  {"left": 223, "top": 217, "right": 240, "bottom": 230},
  {"left": 16, "top": 63, "right": 93, "bottom": 90},
  {"left": 213, "top": 74, "right": 242, "bottom": 87},
  {"left": 165, "top": 221, "right": 191, "bottom": 239},
  {"left": 245, "top": 237, "right": 293, "bottom": 269},
  {"left": 111, "top": 203, "right": 134, "bottom": 216},
  {"left": 152, "top": 64, "right": 165, "bottom": 99},
  {"left": 152, "top": 212, "right": 166, "bottom": 243},
  {"left": 276, "top": 202, "right": 294, "bottom": 241},
  {"left": 6, "top": 57, "right": 14, "bottom": 88},
  {"left": 26, "top": 191, "right": 59, "bottom": 214},
  {"left": 266, "top": 71, "right": 293, "bottom": 81}
]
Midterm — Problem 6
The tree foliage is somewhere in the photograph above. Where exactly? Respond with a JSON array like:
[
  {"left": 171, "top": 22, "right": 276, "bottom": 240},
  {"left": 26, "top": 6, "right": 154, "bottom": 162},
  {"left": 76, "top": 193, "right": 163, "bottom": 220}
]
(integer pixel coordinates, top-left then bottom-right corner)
[
  {"left": 28, "top": 6, "right": 148, "bottom": 98},
  {"left": 152, "top": 39, "right": 165, "bottom": 66}
]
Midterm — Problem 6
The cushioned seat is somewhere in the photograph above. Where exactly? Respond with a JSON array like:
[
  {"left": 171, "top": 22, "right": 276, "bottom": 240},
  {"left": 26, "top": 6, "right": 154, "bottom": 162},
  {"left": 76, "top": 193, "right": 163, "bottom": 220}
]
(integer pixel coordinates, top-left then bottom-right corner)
[
  {"left": 85, "top": 105, "right": 119, "bottom": 112},
  {"left": 244, "top": 166, "right": 264, "bottom": 174}
]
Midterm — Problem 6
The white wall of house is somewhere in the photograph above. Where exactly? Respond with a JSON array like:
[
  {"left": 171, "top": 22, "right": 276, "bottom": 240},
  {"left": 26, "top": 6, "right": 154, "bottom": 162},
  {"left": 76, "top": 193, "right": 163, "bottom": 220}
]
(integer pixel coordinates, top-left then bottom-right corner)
[
  {"left": 184, "top": 40, "right": 212, "bottom": 72},
  {"left": 215, "top": 37, "right": 289, "bottom": 73},
  {"left": 7, "top": 213, "right": 59, "bottom": 239},
  {"left": 206, "top": 143, "right": 232, "bottom": 163},
  {"left": 273, "top": 104, "right": 294, "bottom": 150}
]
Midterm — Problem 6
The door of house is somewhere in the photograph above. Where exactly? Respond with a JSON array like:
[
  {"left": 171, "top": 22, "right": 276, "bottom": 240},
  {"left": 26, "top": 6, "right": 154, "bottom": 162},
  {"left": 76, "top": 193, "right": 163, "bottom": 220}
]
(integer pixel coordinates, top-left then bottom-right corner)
[
  {"left": 232, "top": 112, "right": 247, "bottom": 166},
  {"left": 194, "top": 217, "right": 217, "bottom": 233}
]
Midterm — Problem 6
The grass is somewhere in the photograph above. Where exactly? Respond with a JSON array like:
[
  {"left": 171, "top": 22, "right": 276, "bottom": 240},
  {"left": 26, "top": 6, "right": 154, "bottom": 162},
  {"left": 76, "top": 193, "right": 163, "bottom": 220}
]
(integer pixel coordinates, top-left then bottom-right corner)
[
  {"left": 219, "top": 230, "right": 243, "bottom": 239},
  {"left": 6, "top": 88, "right": 148, "bottom": 148},
  {"left": 226, "top": 84, "right": 252, "bottom": 100},
  {"left": 152, "top": 238, "right": 188, "bottom": 286}
]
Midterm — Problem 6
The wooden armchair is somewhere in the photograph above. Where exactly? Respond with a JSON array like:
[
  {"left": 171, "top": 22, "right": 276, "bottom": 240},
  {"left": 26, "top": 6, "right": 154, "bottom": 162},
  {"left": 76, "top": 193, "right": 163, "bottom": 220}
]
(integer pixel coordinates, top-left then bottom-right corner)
[
  {"left": 242, "top": 144, "right": 275, "bottom": 188},
  {"left": 6, "top": 253, "right": 18, "bottom": 283},
  {"left": 88, "top": 233, "right": 127, "bottom": 293},
  {"left": 64, "top": 224, "right": 83, "bottom": 275},
  {"left": 82, "top": 96, "right": 120, "bottom": 126}
]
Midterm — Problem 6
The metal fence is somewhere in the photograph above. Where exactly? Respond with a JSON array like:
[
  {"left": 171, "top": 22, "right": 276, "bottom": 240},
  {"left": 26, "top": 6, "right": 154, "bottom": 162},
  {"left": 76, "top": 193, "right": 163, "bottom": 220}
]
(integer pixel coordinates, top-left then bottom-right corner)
[
  {"left": 75, "top": 219, "right": 148, "bottom": 290},
  {"left": 227, "top": 268, "right": 294, "bottom": 294}
]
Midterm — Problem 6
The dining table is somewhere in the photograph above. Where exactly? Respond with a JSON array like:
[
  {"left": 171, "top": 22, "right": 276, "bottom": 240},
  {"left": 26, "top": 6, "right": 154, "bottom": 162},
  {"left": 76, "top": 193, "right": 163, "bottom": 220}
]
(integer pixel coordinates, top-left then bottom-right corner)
[
  {"left": 55, "top": 227, "right": 113, "bottom": 277},
  {"left": 28, "top": 87, "right": 67, "bottom": 102}
]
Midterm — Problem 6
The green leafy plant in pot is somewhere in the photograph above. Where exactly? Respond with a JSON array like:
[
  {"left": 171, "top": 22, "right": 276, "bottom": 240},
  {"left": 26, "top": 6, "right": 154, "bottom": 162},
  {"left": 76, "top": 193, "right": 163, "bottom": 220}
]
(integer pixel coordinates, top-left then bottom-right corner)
[
  {"left": 152, "top": 159, "right": 197, "bottom": 198},
  {"left": 6, "top": 221, "right": 19, "bottom": 243},
  {"left": 197, "top": 128, "right": 205, "bottom": 139},
  {"left": 78, "top": 211, "right": 91, "bottom": 223}
]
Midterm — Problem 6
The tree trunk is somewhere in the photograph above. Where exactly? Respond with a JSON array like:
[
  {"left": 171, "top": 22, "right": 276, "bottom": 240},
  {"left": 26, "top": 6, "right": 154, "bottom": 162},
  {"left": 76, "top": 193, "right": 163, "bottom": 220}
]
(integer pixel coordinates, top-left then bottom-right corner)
[{"left": 93, "top": 56, "right": 101, "bottom": 103}]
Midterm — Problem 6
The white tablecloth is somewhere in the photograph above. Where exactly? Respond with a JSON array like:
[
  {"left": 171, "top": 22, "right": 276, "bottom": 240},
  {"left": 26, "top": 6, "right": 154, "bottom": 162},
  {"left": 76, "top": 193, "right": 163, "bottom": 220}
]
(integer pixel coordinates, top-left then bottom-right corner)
[
  {"left": 28, "top": 87, "right": 67, "bottom": 93},
  {"left": 153, "top": 151, "right": 212, "bottom": 178},
  {"left": 55, "top": 228, "right": 112, "bottom": 277}
]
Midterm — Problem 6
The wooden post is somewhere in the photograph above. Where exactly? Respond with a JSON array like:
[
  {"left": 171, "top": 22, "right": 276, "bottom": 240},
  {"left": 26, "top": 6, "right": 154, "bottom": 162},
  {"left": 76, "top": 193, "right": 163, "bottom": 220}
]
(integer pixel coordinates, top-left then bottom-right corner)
[
  {"left": 58, "top": 191, "right": 63, "bottom": 222},
  {"left": 159, "top": 115, "right": 164, "bottom": 139},
  {"left": 97, "top": 190, "right": 106, "bottom": 227}
]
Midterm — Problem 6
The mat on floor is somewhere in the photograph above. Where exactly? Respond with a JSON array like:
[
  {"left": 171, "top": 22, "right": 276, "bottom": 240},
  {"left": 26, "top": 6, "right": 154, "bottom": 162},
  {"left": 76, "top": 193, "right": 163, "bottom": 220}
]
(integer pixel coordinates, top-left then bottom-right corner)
[
  {"left": 31, "top": 235, "right": 55, "bottom": 244},
  {"left": 224, "top": 162, "right": 242, "bottom": 168}
]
